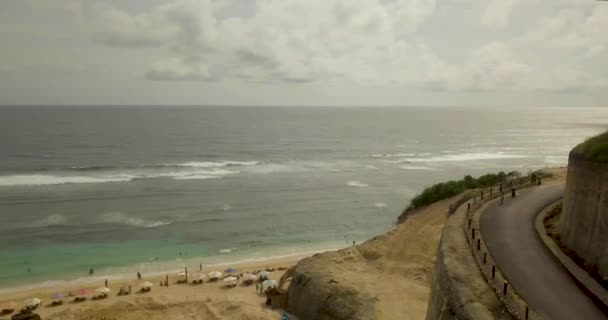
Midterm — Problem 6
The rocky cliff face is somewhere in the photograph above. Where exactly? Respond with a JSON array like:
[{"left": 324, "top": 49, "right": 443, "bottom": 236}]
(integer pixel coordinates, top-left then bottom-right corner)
[
  {"left": 287, "top": 197, "right": 452, "bottom": 320},
  {"left": 559, "top": 151, "right": 608, "bottom": 280}
]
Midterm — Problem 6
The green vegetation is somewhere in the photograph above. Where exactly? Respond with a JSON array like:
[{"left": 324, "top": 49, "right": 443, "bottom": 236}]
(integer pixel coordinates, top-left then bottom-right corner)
[
  {"left": 574, "top": 130, "right": 608, "bottom": 162},
  {"left": 404, "top": 172, "right": 509, "bottom": 213}
]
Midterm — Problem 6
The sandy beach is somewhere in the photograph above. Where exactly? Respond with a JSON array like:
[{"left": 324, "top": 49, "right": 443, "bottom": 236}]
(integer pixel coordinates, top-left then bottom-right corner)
[{"left": 0, "top": 254, "right": 310, "bottom": 320}]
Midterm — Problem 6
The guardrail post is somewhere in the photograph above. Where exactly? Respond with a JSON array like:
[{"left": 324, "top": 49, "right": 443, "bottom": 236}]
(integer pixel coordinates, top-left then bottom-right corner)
[
  {"left": 483, "top": 252, "right": 487, "bottom": 264},
  {"left": 492, "top": 265, "right": 496, "bottom": 279},
  {"left": 503, "top": 280, "right": 508, "bottom": 295},
  {"left": 477, "top": 239, "right": 481, "bottom": 251},
  {"left": 468, "top": 218, "right": 472, "bottom": 229},
  {"left": 472, "top": 228, "right": 475, "bottom": 239},
  {"left": 481, "top": 191, "right": 484, "bottom": 200},
  {"left": 467, "top": 202, "right": 471, "bottom": 212},
  {"left": 525, "top": 306, "right": 529, "bottom": 320}
]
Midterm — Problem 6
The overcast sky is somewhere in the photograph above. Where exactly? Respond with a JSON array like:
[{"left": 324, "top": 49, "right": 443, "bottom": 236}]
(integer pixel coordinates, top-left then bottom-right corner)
[{"left": 0, "top": 0, "right": 606, "bottom": 107}]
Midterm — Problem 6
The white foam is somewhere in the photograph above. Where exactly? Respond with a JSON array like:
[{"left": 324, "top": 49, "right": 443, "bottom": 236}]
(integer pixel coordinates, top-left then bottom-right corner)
[
  {"left": 219, "top": 248, "right": 236, "bottom": 254},
  {"left": 222, "top": 204, "right": 232, "bottom": 211},
  {"left": 373, "top": 202, "right": 387, "bottom": 208},
  {"left": 0, "top": 174, "right": 134, "bottom": 186},
  {"left": 100, "top": 212, "right": 172, "bottom": 228},
  {"left": 404, "top": 152, "right": 528, "bottom": 162},
  {"left": 34, "top": 214, "right": 68, "bottom": 227},
  {"left": 371, "top": 153, "right": 416, "bottom": 158},
  {"left": 173, "top": 161, "right": 258, "bottom": 168},
  {"left": 347, "top": 181, "right": 369, "bottom": 187},
  {"left": 173, "top": 175, "right": 221, "bottom": 180}
]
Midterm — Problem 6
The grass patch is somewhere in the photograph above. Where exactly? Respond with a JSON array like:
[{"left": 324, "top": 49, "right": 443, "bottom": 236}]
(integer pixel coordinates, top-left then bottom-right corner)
[{"left": 573, "top": 130, "right": 608, "bottom": 162}]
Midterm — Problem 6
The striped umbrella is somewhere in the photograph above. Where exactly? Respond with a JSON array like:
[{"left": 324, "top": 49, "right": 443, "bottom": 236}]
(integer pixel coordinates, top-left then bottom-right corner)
[{"left": 77, "top": 288, "right": 90, "bottom": 296}]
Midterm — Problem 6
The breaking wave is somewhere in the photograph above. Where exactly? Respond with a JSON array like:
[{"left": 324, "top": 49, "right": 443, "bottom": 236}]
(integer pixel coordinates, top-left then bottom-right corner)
[
  {"left": 0, "top": 161, "right": 252, "bottom": 186},
  {"left": 347, "top": 181, "right": 369, "bottom": 187},
  {"left": 0, "top": 174, "right": 134, "bottom": 186},
  {"left": 34, "top": 214, "right": 68, "bottom": 227},
  {"left": 100, "top": 212, "right": 172, "bottom": 228}
]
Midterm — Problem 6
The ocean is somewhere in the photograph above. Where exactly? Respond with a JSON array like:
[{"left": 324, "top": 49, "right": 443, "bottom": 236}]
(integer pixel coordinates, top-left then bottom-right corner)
[{"left": 0, "top": 105, "right": 606, "bottom": 291}]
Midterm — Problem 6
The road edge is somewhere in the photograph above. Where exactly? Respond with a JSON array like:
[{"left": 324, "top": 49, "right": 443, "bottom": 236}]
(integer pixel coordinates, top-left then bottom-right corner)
[{"left": 534, "top": 201, "right": 608, "bottom": 309}]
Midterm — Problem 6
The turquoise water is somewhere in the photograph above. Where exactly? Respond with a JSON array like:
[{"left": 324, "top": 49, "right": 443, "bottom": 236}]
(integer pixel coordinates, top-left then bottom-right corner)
[{"left": 0, "top": 106, "right": 606, "bottom": 290}]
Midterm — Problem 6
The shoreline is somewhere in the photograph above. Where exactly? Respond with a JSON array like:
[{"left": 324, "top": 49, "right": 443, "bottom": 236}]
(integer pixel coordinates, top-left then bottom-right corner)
[
  {"left": 0, "top": 246, "right": 340, "bottom": 297},
  {"left": 0, "top": 251, "right": 320, "bottom": 319}
]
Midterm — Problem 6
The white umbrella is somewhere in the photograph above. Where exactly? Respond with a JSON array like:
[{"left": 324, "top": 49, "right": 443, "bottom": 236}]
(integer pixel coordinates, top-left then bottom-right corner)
[
  {"left": 177, "top": 271, "right": 187, "bottom": 278},
  {"left": 223, "top": 276, "right": 237, "bottom": 287},
  {"left": 95, "top": 287, "right": 111, "bottom": 294},
  {"left": 140, "top": 281, "right": 154, "bottom": 288},
  {"left": 208, "top": 271, "right": 222, "bottom": 279},
  {"left": 242, "top": 273, "right": 257, "bottom": 281},
  {"left": 262, "top": 279, "right": 277, "bottom": 291},
  {"left": 191, "top": 273, "right": 207, "bottom": 280},
  {"left": 23, "top": 298, "right": 41, "bottom": 308},
  {"left": 258, "top": 271, "right": 270, "bottom": 278}
]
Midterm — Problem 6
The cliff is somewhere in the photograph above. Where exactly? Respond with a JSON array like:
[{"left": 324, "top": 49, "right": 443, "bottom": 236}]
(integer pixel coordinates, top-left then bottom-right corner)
[
  {"left": 559, "top": 137, "right": 608, "bottom": 280},
  {"left": 287, "top": 196, "right": 452, "bottom": 320}
]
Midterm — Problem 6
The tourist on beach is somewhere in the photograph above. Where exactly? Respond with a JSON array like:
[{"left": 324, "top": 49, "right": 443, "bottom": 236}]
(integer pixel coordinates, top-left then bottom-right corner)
[
  {"left": 105, "top": 279, "right": 108, "bottom": 287},
  {"left": 89, "top": 268, "right": 94, "bottom": 275},
  {"left": 137, "top": 272, "right": 141, "bottom": 280}
]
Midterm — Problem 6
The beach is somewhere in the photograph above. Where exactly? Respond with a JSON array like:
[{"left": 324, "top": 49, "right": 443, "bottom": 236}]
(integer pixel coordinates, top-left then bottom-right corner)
[{"left": 0, "top": 255, "right": 308, "bottom": 320}]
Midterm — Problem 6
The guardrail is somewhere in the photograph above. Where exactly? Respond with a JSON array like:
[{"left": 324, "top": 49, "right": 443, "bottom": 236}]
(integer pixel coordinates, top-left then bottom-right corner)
[{"left": 463, "top": 181, "right": 541, "bottom": 320}]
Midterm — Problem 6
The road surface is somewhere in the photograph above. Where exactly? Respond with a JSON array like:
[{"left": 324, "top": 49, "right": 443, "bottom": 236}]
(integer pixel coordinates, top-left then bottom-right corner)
[{"left": 480, "top": 184, "right": 608, "bottom": 319}]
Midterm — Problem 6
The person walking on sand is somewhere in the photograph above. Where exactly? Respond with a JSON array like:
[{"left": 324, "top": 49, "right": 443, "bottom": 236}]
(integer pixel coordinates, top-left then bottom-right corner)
[
  {"left": 89, "top": 268, "right": 94, "bottom": 275},
  {"left": 137, "top": 272, "right": 141, "bottom": 280},
  {"left": 105, "top": 279, "right": 108, "bottom": 288}
]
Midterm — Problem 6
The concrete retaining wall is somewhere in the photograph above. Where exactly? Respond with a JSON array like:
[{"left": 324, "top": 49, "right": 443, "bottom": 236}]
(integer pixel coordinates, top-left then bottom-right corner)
[
  {"left": 426, "top": 202, "right": 509, "bottom": 320},
  {"left": 559, "top": 151, "right": 608, "bottom": 280}
]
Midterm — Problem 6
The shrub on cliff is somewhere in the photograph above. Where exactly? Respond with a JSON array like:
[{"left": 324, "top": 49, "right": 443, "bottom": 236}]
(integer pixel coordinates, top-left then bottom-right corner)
[
  {"left": 398, "top": 171, "right": 512, "bottom": 223},
  {"left": 574, "top": 130, "right": 608, "bottom": 162}
]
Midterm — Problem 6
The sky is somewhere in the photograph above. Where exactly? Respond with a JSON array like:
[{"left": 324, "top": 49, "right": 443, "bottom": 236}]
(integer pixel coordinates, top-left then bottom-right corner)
[{"left": 0, "top": 0, "right": 607, "bottom": 107}]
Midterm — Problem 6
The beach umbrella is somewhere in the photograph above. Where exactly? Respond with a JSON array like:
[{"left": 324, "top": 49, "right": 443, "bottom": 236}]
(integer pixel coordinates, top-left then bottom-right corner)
[
  {"left": 224, "top": 267, "right": 237, "bottom": 274},
  {"left": 140, "top": 281, "right": 154, "bottom": 288},
  {"left": 177, "top": 271, "right": 187, "bottom": 278},
  {"left": 223, "top": 276, "right": 237, "bottom": 286},
  {"left": 77, "top": 288, "right": 90, "bottom": 296},
  {"left": 242, "top": 273, "right": 257, "bottom": 282},
  {"left": 191, "top": 272, "right": 207, "bottom": 280},
  {"left": 208, "top": 271, "right": 222, "bottom": 279},
  {"left": 258, "top": 271, "right": 270, "bottom": 279},
  {"left": 262, "top": 279, "right": 277, "bottom": 291},
  {"left": 50, "top": 293, "right": 64, "bottom": 300},
  {"left": 23, "top": 298, "right": 41, "bottom": 308},
  {"left": 95, "top": 287, "right": 111, "bottom": 294}
]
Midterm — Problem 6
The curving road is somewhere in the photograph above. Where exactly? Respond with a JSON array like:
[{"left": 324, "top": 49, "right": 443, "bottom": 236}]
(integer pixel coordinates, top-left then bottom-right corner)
[{"left": 480, "top": 184, "right": 608, "bottom": 320}]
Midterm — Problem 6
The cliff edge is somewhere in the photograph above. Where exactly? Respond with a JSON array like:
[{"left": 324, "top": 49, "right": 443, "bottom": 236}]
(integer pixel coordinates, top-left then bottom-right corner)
[{"left": 287, "top": 196, "right": 452, "bottom": 320}]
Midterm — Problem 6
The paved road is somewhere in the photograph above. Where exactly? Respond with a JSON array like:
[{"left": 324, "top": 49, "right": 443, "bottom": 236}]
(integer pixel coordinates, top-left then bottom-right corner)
[{"left": 480, "top": 184, "right": 608, "bottom": 320}]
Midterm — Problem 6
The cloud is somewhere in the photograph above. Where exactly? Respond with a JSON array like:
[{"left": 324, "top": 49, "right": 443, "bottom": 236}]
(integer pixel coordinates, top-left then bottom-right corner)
[
  {"left": 481, "top": 0, "right": 528, "bottom": 28},
  {"left": 87, "top": 0, "right": 440, "bottom": 84},
  {"left": 1, "top": 0, "right": 606, "bottom": 102}
]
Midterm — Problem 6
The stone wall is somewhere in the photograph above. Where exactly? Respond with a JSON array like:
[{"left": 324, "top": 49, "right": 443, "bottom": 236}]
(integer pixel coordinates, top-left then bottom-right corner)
[
  {"left": 426, "top": 204, "right": 508, "bottom": 320},
  {"left": 559, "top": 151, "right": 608, "bottom": 280}
]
